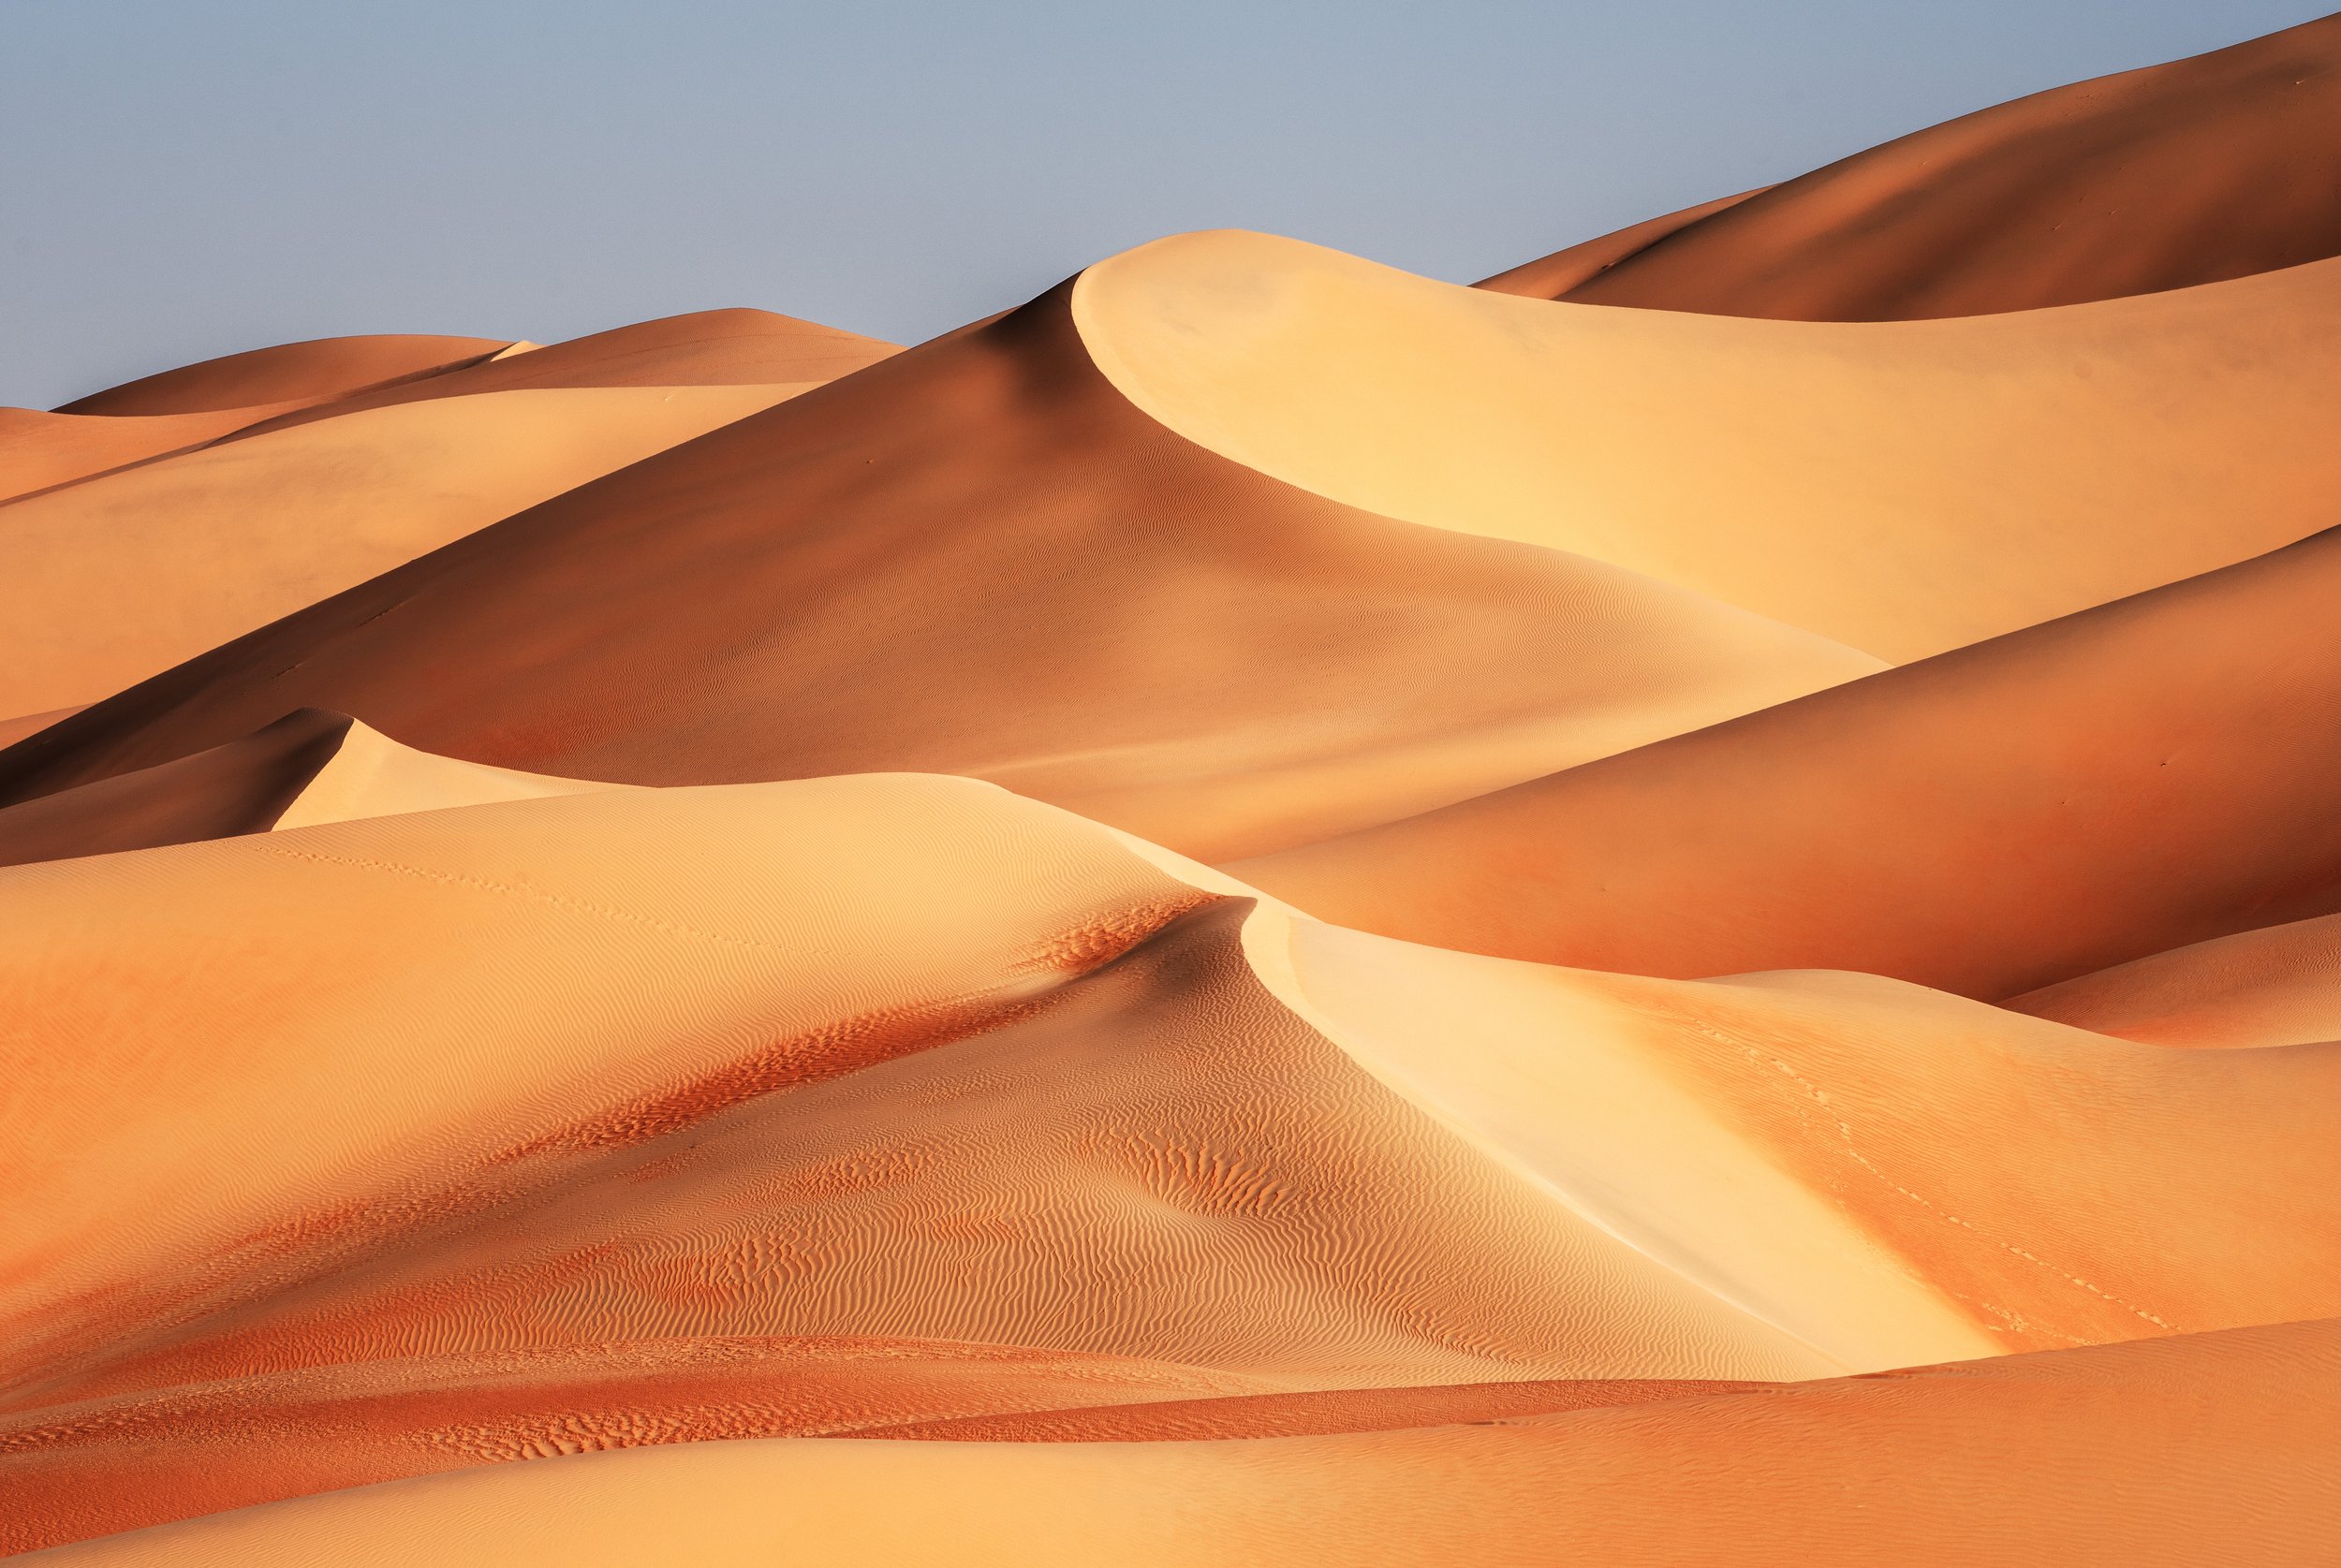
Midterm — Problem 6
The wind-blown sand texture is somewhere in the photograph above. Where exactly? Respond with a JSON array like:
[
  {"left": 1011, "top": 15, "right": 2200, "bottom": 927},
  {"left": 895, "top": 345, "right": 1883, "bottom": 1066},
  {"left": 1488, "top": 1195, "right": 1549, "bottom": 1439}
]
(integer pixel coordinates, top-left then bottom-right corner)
[{"left": 4, "top": 14, "right": 2339, "bottom": 1563}]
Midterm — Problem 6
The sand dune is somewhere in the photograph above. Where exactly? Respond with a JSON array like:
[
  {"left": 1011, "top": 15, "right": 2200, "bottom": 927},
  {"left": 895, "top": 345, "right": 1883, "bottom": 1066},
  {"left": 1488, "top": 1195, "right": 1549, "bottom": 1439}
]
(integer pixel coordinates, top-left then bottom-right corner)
[
  {"left": 0, "top": 383, "right": 810, "bottom": 717},
  {"left": 0, "top": 711, "right": 619, "bottom": 869},
  {"left": 2008, "top": 913, "right": 2341, "bottom": 1049},
  {"left": 216, "top": 307, "right": 901, "bottom": 440},
  {"left": 1491, "top": 14, "right": 2341, "bottom": 320},
  {"left": 31, "top": 1321, "right": 2340, "bottom": 1566},
  {"left": 1474, "top": 187, "right": 1763, "bottom": 299},
  {"left": 1235, "top": 525, "right": 2341, "bottom": 997},
  {"left": 0, "top": 404, "right": 308, "bottom": 503},
  {"left": 6, "top": 769, "right": 2336, "bottom": 1546},
  {"left": 0, "top": 284, "right": 1877, "bottom": 863},
  {"left": 1080, "top": 228, "right": 2341, "bottom": 659},
  {"left": 11, "top": 15, "right": 2339, "bottom": 1556},
  {"left": 56, "top": 333, "right": 508, "bottom": 417}
]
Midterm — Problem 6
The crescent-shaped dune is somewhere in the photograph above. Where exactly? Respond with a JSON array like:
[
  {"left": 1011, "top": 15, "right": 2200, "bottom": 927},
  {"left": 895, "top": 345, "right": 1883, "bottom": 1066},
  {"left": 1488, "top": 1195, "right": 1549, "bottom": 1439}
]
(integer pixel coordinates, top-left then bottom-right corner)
[
  {"left": 1233, "top": 524, "right": 2341, "bottom": 998},
  {"left": 1078, "top": 228, "right": 2341, "bottom": 659},
  {"left": 1489, "top": 13, "right": 2341, "bottom": 320},
  {"left": 0, "top": 283, "right": 1879, "bottom": 863},
  {"left": 54, "top": 333, "right": 510, "bottom": 417}
]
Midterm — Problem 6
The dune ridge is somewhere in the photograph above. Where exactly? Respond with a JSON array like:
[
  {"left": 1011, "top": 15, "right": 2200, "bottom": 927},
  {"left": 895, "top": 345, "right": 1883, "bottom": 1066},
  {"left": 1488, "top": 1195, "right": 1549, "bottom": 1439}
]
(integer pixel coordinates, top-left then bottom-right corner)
[
  {"left": 0, "top": 283, "right": 1878, "bottom": 864},
  {"left": 9, "top": 13, "right": 2341, "bottom": 1559},
  {"left": 1491, "top": 13, "right": 2341, "bottom": 320}
]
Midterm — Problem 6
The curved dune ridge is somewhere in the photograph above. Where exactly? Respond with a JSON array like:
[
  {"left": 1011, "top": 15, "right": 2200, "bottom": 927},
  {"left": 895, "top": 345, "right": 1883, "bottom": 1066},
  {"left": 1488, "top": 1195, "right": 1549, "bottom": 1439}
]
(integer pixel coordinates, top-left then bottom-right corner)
[
  {"left": 0, "top": 281, "right": 1879, "bottom": 864},
  {"left": 5, "top": 769, "right": 2338, "bottom": 1551},
  {"left": 1486, "top": 12, "right": 2341, "bottom": 319},
  {"left": 7, "top": 13, "right": 2341, "bottom": 1560},
  {"left": 1079, "top": 228, "right": 2341, "bottom": 660}
]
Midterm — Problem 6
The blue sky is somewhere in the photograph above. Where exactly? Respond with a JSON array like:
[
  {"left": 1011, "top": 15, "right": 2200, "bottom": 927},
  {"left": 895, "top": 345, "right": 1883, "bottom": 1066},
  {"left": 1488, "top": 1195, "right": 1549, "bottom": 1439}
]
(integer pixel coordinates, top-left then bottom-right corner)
[{"left": 2, "top": 1, "right": 2325, "bottom": 406}]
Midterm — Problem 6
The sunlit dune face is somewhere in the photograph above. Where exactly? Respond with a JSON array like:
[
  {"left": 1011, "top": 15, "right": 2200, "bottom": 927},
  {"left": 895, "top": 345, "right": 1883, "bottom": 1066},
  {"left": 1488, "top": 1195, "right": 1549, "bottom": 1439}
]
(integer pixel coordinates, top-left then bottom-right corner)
[{"left": 9, "top": 11, "right": 2341, "bottom": 1561}]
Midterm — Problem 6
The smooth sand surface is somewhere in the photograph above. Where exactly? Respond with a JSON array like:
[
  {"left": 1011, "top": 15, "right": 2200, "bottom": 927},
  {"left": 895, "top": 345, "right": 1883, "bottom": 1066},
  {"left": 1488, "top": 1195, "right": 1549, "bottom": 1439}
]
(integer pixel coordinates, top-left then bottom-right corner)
[
  {"left": 27, "top": 1321, "right": 2339, "bottom": 1566},
  {"left": 0, "top": 284, "right": 1878, "bottom": 863},
  {"left": 1474, "top": 187, "right": 1764, "bottom": 298},
  {"left": 0, "top": 404, "right": 306, "bottom": 503},
  {"left": 11, "top": 21, "right": 2339, "bottom": 1556},
  {"left": 216, "top": 307, "right": 900, "bottom": 440},
  {"left": 1501, "top": 14, "right": 2341, "bottom": 319},
  {"left": 55, "top": 333, "right": 508, "bottom": 416},
  {"left": 0, "top": 383, "right": 808, "bottom": 716},
  {"left": 2009, "top": 913, "right": 2341, "bottom": 1048},
  {"left": 6, "top": 770, "right": 2337, "bottom": 1546},
  {"left": 1078, "top": 228, "right": 2341, "bottom": 660},
  {"left": 1234, "top": 526, "right": 2341, "bottom": 998}
]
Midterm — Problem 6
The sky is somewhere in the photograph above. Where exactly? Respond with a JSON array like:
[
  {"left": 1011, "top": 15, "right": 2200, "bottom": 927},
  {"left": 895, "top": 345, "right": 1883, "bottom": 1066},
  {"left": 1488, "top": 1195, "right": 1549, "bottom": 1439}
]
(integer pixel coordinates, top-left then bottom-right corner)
[{"left": 2, "top": 0, "right": 2327, "bottom": 408}]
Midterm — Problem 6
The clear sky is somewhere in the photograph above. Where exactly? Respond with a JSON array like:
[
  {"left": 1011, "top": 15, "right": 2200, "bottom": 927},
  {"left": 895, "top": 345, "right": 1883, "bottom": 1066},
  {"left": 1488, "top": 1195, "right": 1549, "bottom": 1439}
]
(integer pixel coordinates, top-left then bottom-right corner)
[{"left": 3, "top": 1, "right": 2327, "bottom": 407}]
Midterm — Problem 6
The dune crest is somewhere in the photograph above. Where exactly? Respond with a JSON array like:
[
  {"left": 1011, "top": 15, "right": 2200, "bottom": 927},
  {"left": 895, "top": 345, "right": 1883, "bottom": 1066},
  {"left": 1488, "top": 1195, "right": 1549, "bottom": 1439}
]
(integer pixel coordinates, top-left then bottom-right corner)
[
  {"left": 1493, "top": 13, "right": 2341, "bottom": 320},
  {"left": 56, "top": 333, "right": 508, "bottom": 417},
  {"left": 1077, "top": 229, "right": 2341, "bottom": 660}
]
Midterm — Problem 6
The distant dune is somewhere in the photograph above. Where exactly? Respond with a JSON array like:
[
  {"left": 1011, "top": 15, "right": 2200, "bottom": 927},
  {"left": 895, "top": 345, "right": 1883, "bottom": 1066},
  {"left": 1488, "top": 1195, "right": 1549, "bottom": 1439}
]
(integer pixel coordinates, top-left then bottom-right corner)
[
  {"left": 55, "top": 333, "right": 510, "bottom": 416},
  {"left": 7, "top": 12, "right": 2339, "bottom": 1562},
  {"left": 1486, "top": 13, "right": 2341, "bottom": 319}
]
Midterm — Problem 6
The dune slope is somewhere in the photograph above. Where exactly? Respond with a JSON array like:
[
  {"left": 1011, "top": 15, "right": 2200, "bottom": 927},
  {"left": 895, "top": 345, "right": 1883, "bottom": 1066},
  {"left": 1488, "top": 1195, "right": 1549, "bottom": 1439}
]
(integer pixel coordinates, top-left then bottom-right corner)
[
  {"left": 7, "top": 769, "right": 2338, "bottom": 1546},
  {"left": 1499, "top": 13, "right": 2341, "bottom": 319},
  {"left": 1234, "top": 524, "right": 2341, "bottom": 998},
  {"left": 1078, "top": 229, "right": 2341, "bottom": 659},
  {"left": 0, "top": 284, "right": 1877, "bottom": 863},
  {"left": 29, "top": 1320, "right": 2341, "bottom": 1567},
  {"left": 2008, "top": 913, "right": 2341, "bottom": 1049},
  {"left": 0, "top": 383, "right": 808, "bottom": 717},
  {"left": 55, "top": 333, "right": 508, "bottom": 417}
]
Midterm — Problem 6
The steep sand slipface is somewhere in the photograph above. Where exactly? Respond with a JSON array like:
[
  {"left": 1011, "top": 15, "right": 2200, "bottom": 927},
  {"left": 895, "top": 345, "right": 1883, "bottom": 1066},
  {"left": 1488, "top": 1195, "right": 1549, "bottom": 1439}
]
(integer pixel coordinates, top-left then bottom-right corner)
[
  {"left": 34, "top": 1322, "right": 2341, "bottom": 1568},
  {"left": 0, "top": 384, "right": 806, "bottom": 717},
  {"left": 1234, "top": 526, "right": 2341, "bottom": 998},
  {"left": 2009, "top": 913, "right": 2341, "bottom": 1048},
  {"left": 1492, "top": 14, "right": 2341, "bottom": 320},
  {"left": 54, "top": 333, "right": 508, "bottom": 416},
  {"left": 0, "top": 707, "right": 82, "bottom": 752},
  {"left": 1077, "top": 230, "right": 2341, "bottom": 661},
  {"left": 0, "top": 285, "right": 1878, "bottom": 863}
]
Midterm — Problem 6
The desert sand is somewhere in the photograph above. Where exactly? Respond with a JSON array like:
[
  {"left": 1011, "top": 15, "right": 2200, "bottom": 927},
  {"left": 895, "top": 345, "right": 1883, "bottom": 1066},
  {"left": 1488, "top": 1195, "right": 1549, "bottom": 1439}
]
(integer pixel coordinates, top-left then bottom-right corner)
[
  {"left": 5, "top": 11, "right": 2338, "bottom": 1563},
  {"left": 1488, "top": 13, "right": 2341, "bottom": 319}
]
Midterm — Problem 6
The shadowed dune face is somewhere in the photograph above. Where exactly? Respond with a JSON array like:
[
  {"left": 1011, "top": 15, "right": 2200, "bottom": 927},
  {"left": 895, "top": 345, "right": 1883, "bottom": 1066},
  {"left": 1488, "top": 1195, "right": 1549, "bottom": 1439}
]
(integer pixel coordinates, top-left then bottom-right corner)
[
  {"left": 1234, "top": 526, "right": 2341, "bottom": 998},
  {"left": 0, "top": 285, "right": 1877, "bottom": 863},
  {"left": 55, "top": 334, "right": 508, "bottom": 416},
  {"left": 32, "top": 1320, "right": 2341, "bottom": 1568},
  {"left": 1078, "top": 230, "right": 2341, "bottom": 661},
  {"left": 12, "top": 15, "right": 2341, "bottom": 1557},
  {"left": 1499, "top": 13, "right": 2341, "bottom": 319}
]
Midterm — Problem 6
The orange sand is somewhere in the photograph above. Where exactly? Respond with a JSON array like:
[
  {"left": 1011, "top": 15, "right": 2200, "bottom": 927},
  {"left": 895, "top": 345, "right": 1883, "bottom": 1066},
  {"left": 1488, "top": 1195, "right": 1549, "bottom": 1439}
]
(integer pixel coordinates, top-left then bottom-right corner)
[
  {"left": 1494, "top": 14, "right": 2341, "bottom": 319},
  {"left": 5, "top": 14, "right": 2337, "bottom": 1561}
]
